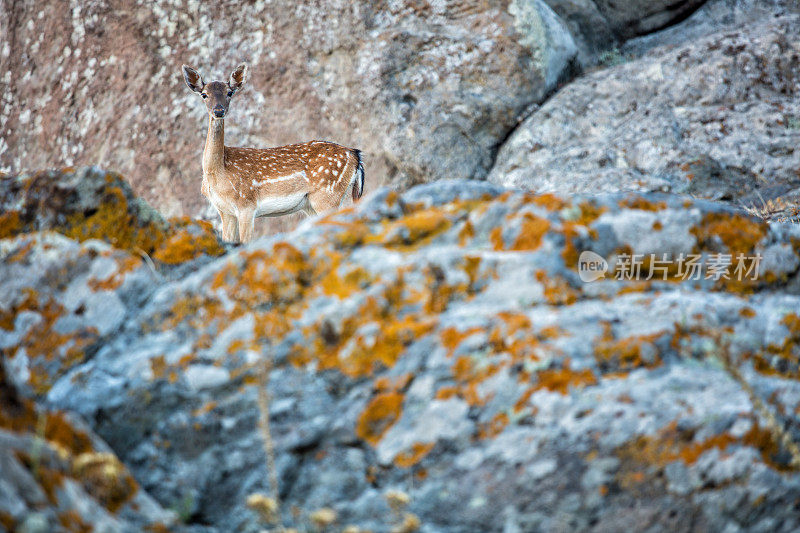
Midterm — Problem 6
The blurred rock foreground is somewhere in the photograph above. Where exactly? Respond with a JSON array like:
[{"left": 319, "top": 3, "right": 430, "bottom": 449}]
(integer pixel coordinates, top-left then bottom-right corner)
[
  {"left": 2, "top": 166, "right": 800, "bottom": 532},
  {"left": 2, "top": 0, "right": 800, "bottom": 532}
]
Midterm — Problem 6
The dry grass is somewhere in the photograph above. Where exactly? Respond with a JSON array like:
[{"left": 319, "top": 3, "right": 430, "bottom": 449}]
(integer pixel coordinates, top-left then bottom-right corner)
[{"left": 742, "top": 194, "right": 800, "bottom": 224}]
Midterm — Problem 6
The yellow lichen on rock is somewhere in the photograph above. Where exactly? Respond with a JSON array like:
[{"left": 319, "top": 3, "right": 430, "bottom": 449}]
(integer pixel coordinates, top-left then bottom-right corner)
[{"left": 356, "top": 392, "right": 405, "bottom": 446}]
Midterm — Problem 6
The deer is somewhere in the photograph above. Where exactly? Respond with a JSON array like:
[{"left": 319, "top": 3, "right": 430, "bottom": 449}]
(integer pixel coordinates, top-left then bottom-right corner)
[{"left": 181, "top": 63, "right": 365, "bottom": 243}]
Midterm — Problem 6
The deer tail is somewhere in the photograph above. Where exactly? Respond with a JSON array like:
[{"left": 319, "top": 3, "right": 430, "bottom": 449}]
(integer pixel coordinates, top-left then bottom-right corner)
[{"left": 351, "top": 149, "right": 365, "bottom": 201}]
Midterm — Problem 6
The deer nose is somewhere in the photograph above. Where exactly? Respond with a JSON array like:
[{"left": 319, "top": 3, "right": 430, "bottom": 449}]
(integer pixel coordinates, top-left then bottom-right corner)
[{"left": 213, "top": 106, "right": 225, "bottom": 118}]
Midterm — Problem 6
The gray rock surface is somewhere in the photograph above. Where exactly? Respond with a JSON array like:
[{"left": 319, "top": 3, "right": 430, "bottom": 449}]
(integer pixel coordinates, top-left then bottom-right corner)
[
  {"left": 3, "top": 170, "right": 800, "bottom": 531},
  {"left": 543, "top": 0, "right": 706, "bottom": 64},
  {"left": 488, "top": 3, "right": 800, "bottom": 205}
]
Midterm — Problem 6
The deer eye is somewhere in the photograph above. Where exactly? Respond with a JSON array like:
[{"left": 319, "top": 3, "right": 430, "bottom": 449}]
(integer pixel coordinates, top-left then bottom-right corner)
[
  {"left": 201, "top": 93, "right": 208, "bottom": 99},
  {"left": 227, "top": 90, "right": 234, "bottom": 97}
]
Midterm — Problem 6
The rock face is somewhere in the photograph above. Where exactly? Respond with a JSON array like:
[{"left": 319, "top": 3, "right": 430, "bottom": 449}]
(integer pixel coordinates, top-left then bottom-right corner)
[
  {"left": 489, "top": 3, "right": 800, "bottom": 204},
  {"left": 2, "top": 168, "right": 800, "bottom": 531}
]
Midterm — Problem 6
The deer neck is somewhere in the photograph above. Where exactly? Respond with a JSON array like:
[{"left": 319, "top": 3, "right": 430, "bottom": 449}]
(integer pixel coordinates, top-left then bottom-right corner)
[{"left": 203, "top": 117, "right": 225, "bottom": 176}]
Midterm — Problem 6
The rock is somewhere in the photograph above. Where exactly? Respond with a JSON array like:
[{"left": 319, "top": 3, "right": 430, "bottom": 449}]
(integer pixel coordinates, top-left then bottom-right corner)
[
  {"left": 591, "top": 0, "right": 707, "bottom": 39},
  {"left": 543, "top": 0, "right": 706, "bottom": 64},
  {"left": 543, "top": 0, "right": 618, "bottom": 65},
  {"left": 621, "top": 0, "right": 798, "bottom": 57},
  {"left": 3, "top": 170, "right": 800, "bottom": 531},
  {"left": 0, "top": 364, "right": 176, "bottom": 531},
  {"left": 0, "top": 167, "right": 226, "bottom": 263},
  {"left": 488, "top": 7, "right": 800, "bottom": 204}
]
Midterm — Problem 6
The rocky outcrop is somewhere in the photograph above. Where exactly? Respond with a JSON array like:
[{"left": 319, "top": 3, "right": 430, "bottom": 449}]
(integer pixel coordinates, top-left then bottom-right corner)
[
  {"left": 0, "top": 166, "right": 226, "bottom": 265},
  {"left": 2, "top": 168, "right": 800, "bottom": 531},
  {"left": 488, "top": 3, "right": 800, "bottom": 204}
]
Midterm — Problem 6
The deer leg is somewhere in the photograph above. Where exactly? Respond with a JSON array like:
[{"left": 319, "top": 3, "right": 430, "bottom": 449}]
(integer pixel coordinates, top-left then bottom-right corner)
[
  {"left": 237, "top": 208, "right": 256, "bottom": 244},
  {"left": 307, "top": 190, "right": 341, "bottom": 216},
  {"left": 219, "top": 212, "right": 239, "bottom": 242}
]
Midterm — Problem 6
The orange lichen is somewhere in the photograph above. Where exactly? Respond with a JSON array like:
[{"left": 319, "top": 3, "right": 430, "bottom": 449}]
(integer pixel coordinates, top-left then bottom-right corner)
[
  {"left": 533, "top": 361, "right": 597, "bottom": 394},
  {"left": 462, "top": 255, "right": 482, "bottom": 290},
  {"left": 619, "top": 196, "right": 667, "bottom": 211},
  {"left": 489, "top": 226, "right": 505, "bottom": 251},
  {"left": 5, "top": 239, "right": 34, "bottom": 263},
  {"left": 440, "top": 326, "right": 483, "bottom": 357},
  {"left": 616, "top": 418, "right": 797, "bottom": 478},
  {"left": 691, "top": 212, "right": 767, "bottom": 255},
  {"left": 753, "top": 313, "right": 800, "bottom": 380},
  {"left": 394, "top": 442, "right": 435, "bottom": 468},
  {"left": 561, "top": 201, "right": 606, "bottom": 270},
  {"left": 192, "top": 401, "right": 218, "bottom": 417},
  {"left": 739, "top": 307, "right": 756, "bottom": 318},
  {"left": 356, "top": 392, "right": 405, "bottom": 446},
  {"left": 538, "top": 325, "right": 564, "bottom": 340},
  {"left": 0, "top": 210, "right": 22, "bottom": 238},
  {"left": 60, "top": 185, "right": 167, "bottom": 255},
  {"left": 536, "top": 270, "right": 579, "bottom": 305},
  {"left": 331, "top": 220, "right": 371, "bottom": 248},
  {"left": 510, "top": 213, "right": 550, "bottom": 251},
  {"left": 594, "top": 325, "right": 665, "bottom": 373},
  {"left": 371, "top": 208, "right": 451, "bottom": 250},
  {"left": 434, "top": 386, "right": 460, "bottom": 400},
  {"left": 0, "top": 512, "right": 15, "bottom": 531},
  {"left": 477, "top": 412, "right": 509, "bottom": 439},
  {"left": 2, "top": 289, "right": 98, "bottom": 394},
  {"left": 319, "top": 254, "right": 372, "bottom": 299},
  {"left": 58, "top": 511, "right": 93, "bottom": 532},
  {"left": 153, "top": 218, "right": 225, "bottom": 264},
  {"left": 88, "top": 256, "right": 141, "bottom": 291},
  {"left": 529, "top": 193, "right": 568, "bottom": 211},
  {"left": 458, "top": 219, "right": 475, "bottom": 246}
]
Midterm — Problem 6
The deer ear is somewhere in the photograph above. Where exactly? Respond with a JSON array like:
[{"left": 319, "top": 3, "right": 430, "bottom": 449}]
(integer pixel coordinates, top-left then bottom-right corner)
[
  {"left": 228, "top": 63, "right": 247, "bottom": 93},
  {"left": 182, "top": 65, "right": 204, "bottom": 93}
]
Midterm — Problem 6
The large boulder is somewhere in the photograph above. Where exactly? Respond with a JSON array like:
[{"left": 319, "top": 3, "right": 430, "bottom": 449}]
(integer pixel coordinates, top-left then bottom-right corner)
[
  {"left": 488, "top": 6, "right": 800, "bottom": 205},
  {"left": 3, "top": 170, "right": 800, "bottom": 531}
]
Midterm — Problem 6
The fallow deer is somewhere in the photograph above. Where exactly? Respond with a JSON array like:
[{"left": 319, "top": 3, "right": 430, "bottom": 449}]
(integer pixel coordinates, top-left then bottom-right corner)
[{"left": 182, "top": 63, "right": 365, "bottom": 243}]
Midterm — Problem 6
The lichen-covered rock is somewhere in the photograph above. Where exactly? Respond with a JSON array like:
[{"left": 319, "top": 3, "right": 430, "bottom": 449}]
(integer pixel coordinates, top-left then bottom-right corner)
[
  {"left": 489, "top": 5, "right": 800, "bottom": 206},
  {"left": 0, "top": 167, "right": 225, "bottom": 263},
  {"left": 0, "top": 364, "right": 176, "bottom": 531},
  {"left": 3, "top": 172, "right": 800, "bottom": 532}
]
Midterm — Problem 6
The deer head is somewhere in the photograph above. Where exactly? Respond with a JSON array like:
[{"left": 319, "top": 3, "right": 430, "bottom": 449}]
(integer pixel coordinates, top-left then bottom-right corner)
[{"left": 182, "top": 63, "right": 248, "bottom": 119}]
